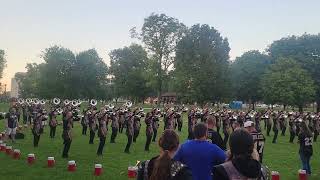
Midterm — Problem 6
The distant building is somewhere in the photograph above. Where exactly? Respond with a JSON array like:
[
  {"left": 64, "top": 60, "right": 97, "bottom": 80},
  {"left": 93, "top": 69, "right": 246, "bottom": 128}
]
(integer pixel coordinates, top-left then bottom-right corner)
[{"left": 10, "top": 72, "right": 26, "bottom": 98}]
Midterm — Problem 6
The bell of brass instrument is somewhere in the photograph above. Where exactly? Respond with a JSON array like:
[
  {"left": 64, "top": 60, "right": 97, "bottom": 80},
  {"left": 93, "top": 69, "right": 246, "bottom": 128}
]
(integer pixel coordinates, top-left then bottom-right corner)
[{"left": 90, "top": 99, "right": 97, "bottom": 106}]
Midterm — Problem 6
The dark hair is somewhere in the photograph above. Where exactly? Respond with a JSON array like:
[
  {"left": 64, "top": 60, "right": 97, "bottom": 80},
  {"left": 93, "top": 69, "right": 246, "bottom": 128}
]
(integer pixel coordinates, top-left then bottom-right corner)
[
  {"left": 228, "top": 129, "right": 254, "bottom": 160},
  {"left": 300, "top": 121, "right": 313, "bottom": 137},
  {"left": 193, "top": 123, "right": 208, "bottom": 139},
  {"left": 150, "top": 130, "right": 179, "bottom": 180}
]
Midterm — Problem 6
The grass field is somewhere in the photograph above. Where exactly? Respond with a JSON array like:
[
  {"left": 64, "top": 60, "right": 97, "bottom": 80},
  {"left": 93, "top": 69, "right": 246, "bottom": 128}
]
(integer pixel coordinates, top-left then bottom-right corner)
[{"left": 0, "top": 103, "right": 319, "bottom": 180}]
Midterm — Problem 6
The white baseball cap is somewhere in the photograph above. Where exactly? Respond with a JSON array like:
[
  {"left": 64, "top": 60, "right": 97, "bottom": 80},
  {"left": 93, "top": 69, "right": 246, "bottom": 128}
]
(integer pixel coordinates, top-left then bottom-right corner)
[{"left": 244, "top": 121, "right": 254, "bottom": 128}]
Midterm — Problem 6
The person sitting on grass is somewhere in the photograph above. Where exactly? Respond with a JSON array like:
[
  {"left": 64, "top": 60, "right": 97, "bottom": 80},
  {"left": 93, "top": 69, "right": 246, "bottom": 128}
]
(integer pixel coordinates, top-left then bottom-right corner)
[{"left": 137, "top": 129, "right": 192, "bottom": 180}]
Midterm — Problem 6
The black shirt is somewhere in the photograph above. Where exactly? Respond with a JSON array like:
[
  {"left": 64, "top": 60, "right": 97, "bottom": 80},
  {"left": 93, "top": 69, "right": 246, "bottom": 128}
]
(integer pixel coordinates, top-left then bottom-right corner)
[
  {"left": 298, "top": 133, "right": 313, "bottom": 156},
  {"left": 207, "top": 128, "right": 225, "bottom": 150}
]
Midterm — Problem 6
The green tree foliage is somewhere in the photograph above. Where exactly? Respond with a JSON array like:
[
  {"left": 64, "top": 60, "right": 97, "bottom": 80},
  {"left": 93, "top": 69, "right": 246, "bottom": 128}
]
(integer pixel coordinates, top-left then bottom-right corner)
[
  {"left": 173, "top": 24, "right": 230, "bottom": 104},
  {"left": 268, "top": 34, "right": 320, "bottom": 111},
  {"left": 18, "top": 46, "right": 109, "bottom": 99},
  {"left": 131, "top": 13, "right": 186, "bottom": 99},
  {"left": 0, "top": 49, "right": 7, "bottom": 79},
  {"left": 261, "top": 58, "right": 316, "bottom": 111},
  {"left": 231, "top": 50, "right": 271, "bottom": 108},
  {"left": 15, "top": 63, "right": 42, "bottom": 98},
  {"left": 109, "top": 44, "right": 150, "bottom": 102}
]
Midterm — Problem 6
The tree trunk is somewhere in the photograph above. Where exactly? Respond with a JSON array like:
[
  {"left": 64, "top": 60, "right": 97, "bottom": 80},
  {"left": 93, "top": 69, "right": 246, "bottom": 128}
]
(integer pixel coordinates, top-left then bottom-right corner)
[
  {"left": 317, "top": 99, "right": 320, "bottom": 113},
  {"left": 252, "top": 102, "right": 255, "bottom": 110},
  {"left": 283, "top": 104, "right": 287, "bottom": 110}
]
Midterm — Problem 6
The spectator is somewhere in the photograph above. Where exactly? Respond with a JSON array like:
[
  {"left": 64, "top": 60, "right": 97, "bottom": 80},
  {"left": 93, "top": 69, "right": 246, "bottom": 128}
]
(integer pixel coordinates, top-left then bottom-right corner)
[
  {"left": 174, "top": 123, "right": 226, "bottom": 180},
  {"left": 213, "top": 129, "right": 262, "bottom": 180},
  {"left": 137, "top": 129, "right": 192, "bottom": 180},
  {"left": 298, "top": 121, "right": 313, "bottom": 175},
  {"left": 207, "top": 116, "right": 225, "bottom": 150}
]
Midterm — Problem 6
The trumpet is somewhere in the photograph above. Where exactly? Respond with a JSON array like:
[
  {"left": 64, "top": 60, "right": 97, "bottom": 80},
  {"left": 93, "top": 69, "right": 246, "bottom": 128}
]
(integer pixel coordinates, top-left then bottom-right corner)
[
  {"left": 53, "top": 98, "right": 60, "bottom": 105},
  {"left": 90, "top": 99, "right": 97, "bottom": 106}
]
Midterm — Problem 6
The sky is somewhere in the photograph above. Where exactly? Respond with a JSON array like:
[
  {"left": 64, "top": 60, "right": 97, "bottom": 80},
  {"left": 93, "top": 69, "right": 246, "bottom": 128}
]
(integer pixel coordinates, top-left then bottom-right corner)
[{"left": 1, "top": 0, "right": 320, "bottom": 89}]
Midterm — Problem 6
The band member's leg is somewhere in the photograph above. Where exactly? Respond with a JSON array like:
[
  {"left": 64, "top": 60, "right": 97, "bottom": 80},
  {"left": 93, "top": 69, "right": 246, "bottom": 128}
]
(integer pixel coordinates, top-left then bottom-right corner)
[
  {"left": 178, "top": 121, "right": 182, "bottom": 132},
  {"left": 97, "top": 136, "right": 106, "bottom": 156},
  {"left": 272, "top": 130, "right": 278, "bottom": 143},
  {"left": 289, "top": 131, "right": 295, "bottom": 143},
  {"left": 223, "top": 131, "right": 229, "bottom": 148},
  {"left": 267, "top": 124, "right": 271, "bottom": 136},
  {"left": 89, "top": 129, "right": 95, "bottom": 144},
  {"left": 62, "top": 139, "right": 72, "bottom": 158},
  {"left": 145, "top": 135, "right": 152, "bottom": 151},
  {"left": 152, "top": 128, "right": 157, "bottom": 142},
  {"left": 133, "top": 130, "right": 139, "bottom": 143},
  {"left": 110, "top": 127, "right": 117, "bottom": 143},
  {"left": 124, "top": 135, "right": 133, "bottom": 153}
]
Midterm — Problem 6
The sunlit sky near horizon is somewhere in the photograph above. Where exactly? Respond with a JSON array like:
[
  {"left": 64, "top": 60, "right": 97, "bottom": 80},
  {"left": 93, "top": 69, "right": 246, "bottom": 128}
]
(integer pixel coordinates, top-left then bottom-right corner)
[{"left": 1, "top": 0, "right": 320, "bottom": 89}]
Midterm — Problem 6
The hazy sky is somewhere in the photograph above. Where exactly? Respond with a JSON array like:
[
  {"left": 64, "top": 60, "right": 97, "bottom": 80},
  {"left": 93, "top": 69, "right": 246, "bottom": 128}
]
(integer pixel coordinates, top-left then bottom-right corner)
[{"left": 1, "top": 0, "right": 320, "bottom": 89}]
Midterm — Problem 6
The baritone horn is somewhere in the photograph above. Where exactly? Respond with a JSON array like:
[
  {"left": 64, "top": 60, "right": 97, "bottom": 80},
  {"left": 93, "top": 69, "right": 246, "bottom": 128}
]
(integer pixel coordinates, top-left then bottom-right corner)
[
  {"left": 64, "top": 99, "right": 70, "bottom": 106},
  {"left": 40, "top": 99, "right": 46, "bottom": 105},
  {"left": 53, "top": 98, "right": 61, "bottom": 105},
  {"left": 90, "top": 99, "right": 97, "bottom": 106},
  {"left": 125, "top": 101, "right": 132, "bottom": 108}
]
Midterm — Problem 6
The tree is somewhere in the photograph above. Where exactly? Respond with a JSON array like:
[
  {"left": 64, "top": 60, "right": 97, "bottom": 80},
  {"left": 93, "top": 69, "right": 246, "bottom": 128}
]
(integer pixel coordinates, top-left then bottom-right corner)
[
  {"left": 173, "top": 24, "right": 230, "bottom": 104},
  {"left": 131, "top": 13, "right": 186, "bottom": 101},
  {"left": 109, "top": 44, "right": 150, "bottom": 102},
  {"left": 231, "top": 50, "right": 271, "bottom": 109},
  {"left": 268, "top": 34, "right": 320, "bottom": 111},
  {"left": 18, "top": 46, "right": 109, "bottom": 99},
  {"left": 0, "top": 49, "right": 7, "bottom": 79},
  {"left": 261, "top": 58, "right": 316, "bottom": 112},
  {"left": 15, "top": 63, "right": 42, "bottom": 98}
]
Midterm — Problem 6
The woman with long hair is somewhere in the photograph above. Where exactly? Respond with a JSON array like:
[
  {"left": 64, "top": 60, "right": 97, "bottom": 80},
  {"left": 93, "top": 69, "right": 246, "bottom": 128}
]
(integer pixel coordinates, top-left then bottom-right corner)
[
  {"left": 137, "top": 129, "right": 192, "bottom": 180},
  {"left": 298, "top": 121, "right": 313, "bottom": 175},
  {"left": 213, "top": 129, "right": 262, "bottom": 180}
]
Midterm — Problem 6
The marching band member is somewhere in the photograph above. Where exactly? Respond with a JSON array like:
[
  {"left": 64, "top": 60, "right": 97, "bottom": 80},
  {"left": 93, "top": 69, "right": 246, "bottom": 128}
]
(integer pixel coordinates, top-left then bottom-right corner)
[
  {"left": 151, "top": 108, "right": 160, "bottom": 142},
  {"left": 5, "top": 98, "right": 19, "bottom": 143},
  {"left": 88, "top": 108, "right": 98, "bottom": 144},
  {"left": 289, "top": 112, "right": 296, "bottom": 143},
  {"left": 97, "top": 108, "right": 109, "bottom": 156},
  {"left": 62, "top": 111, "right": 73, "bottom": 158},
  {"left": 49, "top": 107, "right": 58, "bottom": 138},
  {"left": 118, "top": 108, "right": 126, "bottom": 133},
  {"left": 175, "top": 109, "right": 183, "bottom": 132},
  {"left": 124, "top": 112, "right": 134, "bottom": 153},
  {"left": 110, "top": 109, "right": 118, "bottom": 143},
  {"left": 81, "top": 109, "right": 89, "bottom": 135},
  {"left": 144, "top": 112, "right": 153, "bottom": 151},
  {"left": 187, "top": 108, "right": 196, "bottom": 140},
  {"left": 133, "top": 109, "right": 141, "bottom": 143},
  {"left": 272, "top": 112, "right": 281, "bottom": 143},
  {"left": 279, "top": 112, "right": 287, "bottom": 136},
  {"left": 32, "top": 109, "right": 45, "bottom": 147}
]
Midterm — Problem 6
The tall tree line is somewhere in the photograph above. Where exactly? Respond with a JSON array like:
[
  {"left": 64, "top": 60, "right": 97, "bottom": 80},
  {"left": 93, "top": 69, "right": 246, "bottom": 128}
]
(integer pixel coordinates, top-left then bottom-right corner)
[{"left": 14, "top": 13, "right": 320, "bottom": 111}]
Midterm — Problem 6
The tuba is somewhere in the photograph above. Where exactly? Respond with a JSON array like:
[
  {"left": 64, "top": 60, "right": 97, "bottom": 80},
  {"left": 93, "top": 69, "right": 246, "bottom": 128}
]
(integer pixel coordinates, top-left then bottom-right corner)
[{"left": 90, "top": 99, "right": 97, "bottom": 106}]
